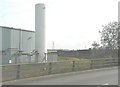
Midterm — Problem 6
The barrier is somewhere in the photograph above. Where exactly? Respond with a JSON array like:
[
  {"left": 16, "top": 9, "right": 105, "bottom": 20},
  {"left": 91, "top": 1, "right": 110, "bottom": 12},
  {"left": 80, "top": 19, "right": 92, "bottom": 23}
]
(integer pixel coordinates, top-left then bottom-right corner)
[{"left": 1, "top": 58, "right": 118, "bottom": 82}]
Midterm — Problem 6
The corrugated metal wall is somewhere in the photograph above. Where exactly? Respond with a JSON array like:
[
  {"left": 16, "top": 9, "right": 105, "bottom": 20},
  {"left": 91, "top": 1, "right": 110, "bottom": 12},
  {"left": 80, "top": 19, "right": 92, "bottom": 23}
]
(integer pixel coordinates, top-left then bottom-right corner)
[
  {"left": 2, "top": 27, "right": 11, "bottom": 64},
  {"left": 0, "top": 27, "right": 2, "bottom": 65},
  {"left": 10, "top": 29, "right": 20, "bottom": 64},
  {"left": 20, "top": 30, "right": 35, "bottom": 63},
  {"left": 11, "top": 29, "right": 20, "bottom": 49},
  {"left": 47, "top": 52, "right": 58, "bottom": 62},
  {"left": 0, "top": 26, "right": 57, "bottom": 64},
  {"left": 1, "top": 27, "right": 35, "bottom": 64},
  {"left": 21, "top": 31, "right": 35, "bottom": 52}
]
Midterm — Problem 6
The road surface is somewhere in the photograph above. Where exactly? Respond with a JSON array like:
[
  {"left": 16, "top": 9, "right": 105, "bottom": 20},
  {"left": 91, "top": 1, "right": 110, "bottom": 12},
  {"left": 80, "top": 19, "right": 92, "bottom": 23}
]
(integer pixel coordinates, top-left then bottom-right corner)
[{"left": 3, "top": 67, "right": 118, "bottom": 85}]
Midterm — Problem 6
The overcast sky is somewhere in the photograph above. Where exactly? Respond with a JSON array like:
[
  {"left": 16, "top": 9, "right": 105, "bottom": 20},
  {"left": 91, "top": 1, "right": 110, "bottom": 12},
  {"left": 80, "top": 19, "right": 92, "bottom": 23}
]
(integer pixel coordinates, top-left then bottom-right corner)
[{"left": 0, "top": 0, "right": 119, "bottom": 50}]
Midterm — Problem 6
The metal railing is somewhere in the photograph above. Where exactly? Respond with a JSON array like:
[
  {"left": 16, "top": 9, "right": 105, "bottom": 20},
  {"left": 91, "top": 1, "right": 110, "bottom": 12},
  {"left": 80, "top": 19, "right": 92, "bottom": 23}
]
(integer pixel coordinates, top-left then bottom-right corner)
[{"left": 1, "top": 58, "right": 118, "bottom": 82}]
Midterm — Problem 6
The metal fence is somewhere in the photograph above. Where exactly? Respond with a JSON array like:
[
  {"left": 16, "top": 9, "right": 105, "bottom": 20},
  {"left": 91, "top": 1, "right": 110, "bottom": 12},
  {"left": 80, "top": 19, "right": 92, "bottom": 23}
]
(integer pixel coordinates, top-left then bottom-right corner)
[{"left": 1, "top": 58, "right": 118, "bottom": 82}]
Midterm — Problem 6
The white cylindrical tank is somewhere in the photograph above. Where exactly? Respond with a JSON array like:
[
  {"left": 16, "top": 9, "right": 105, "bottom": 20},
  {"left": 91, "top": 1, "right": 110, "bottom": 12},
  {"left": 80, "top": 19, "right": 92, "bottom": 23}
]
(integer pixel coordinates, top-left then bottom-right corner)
[
  {"left": 35, "top": 3, "right": 47, "bottom": 62},
  {"left": 0, "top": 27, "right": 2, "bottom": 65},
  {"left": 119, "top": 1, "right": 120, "bottom": 23}
]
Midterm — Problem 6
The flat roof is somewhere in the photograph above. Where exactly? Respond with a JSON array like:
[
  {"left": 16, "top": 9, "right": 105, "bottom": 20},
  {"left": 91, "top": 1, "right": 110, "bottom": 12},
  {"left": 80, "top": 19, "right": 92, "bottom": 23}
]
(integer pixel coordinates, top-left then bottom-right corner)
[{"left": 0, "top": 26, "right": 35, "bottom": 32}]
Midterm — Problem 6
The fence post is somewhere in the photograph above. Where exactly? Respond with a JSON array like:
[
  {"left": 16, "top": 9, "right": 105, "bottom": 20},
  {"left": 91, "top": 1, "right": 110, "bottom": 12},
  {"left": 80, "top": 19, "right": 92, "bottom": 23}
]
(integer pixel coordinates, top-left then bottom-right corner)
[
  {"left": 49, "top": 62, "right": 52, "bottom": 74},
  {"left": 72, "top": 61, "right": 75, "bottom": 71},
  {"left": 91, "top": 60, "right": 93, "bottom": 69},
  {"left": 16, "top": 65, "right": 20, "bottom": 79}
]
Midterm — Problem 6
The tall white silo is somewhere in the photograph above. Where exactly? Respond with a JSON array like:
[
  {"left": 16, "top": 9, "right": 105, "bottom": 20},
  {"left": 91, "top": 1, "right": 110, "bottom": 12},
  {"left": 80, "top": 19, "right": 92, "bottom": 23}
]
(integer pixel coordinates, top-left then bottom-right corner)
[
  {"left": 118, "top": 1, "right": 120, "bottom": 23},
  {"left": 0, "top": 27, "right": 1, "bottom": 82},
  {"left": 0, "top": 27, "right": 2, "bottom": 65},
  {"left": 118, "top": 2, "right": 120, "bottom": 57},
  {"left": 35, "top": 3, "right": 47, "bottom": 62}
]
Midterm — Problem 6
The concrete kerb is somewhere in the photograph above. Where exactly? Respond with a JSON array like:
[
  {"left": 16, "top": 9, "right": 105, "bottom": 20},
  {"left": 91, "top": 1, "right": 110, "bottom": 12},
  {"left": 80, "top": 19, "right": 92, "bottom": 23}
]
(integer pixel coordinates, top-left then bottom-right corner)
[{"left": 2, "top": 66, "right": 118, "bottom": 85}]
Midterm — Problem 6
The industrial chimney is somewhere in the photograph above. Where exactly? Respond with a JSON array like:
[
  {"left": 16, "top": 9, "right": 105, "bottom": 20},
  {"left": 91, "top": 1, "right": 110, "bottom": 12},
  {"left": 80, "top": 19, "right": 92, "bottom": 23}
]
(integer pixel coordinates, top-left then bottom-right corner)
[{"left": 35, "top": 3, "right": 47, "bottom": 62}]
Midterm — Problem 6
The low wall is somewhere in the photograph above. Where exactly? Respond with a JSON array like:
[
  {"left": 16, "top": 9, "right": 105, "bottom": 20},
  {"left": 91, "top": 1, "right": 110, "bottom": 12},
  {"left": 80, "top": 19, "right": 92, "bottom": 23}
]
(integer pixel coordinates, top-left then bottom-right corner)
[{"left": 1, "top": 58, "right": 118, "bottom": 82}]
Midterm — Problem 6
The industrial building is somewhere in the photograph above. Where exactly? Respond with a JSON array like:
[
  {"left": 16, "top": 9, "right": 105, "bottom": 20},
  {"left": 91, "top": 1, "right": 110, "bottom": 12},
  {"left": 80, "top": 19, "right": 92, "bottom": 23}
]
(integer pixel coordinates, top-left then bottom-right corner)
[{"left": 0, "top": 3, "right": 57, "bottom": 65}]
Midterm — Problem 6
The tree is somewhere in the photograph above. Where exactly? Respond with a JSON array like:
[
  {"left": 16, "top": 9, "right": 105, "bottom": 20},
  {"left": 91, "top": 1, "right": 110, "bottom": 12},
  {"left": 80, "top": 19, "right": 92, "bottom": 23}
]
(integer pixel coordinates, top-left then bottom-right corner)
[
  {"left": 99, "top": 21, "right": 119, "bottom": 49},
  {"left": 118, "top": 22, "right": 120, "bottom": 48},
  {"left": 92, "top": 41, "right": 100, "bottom": 49}
]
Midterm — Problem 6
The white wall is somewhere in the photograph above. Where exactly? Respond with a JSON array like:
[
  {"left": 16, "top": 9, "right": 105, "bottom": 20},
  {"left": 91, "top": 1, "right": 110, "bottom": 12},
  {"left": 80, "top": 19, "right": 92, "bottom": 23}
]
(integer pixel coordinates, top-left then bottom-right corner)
[
  {"left": 11, "top": 29, "right": 20, "bottom": 49},
  {"left": 21, "top": 31, "right": 35, "bottom": 52},
  {"left": 2, "top": 27, "right": 11, "bottom": 64},
  {"left": 47, "top": 53, "right": 58, "bottom": 62},
  {"left": 0, "top": 27, "right": 2, "bottom": 65},
  {"left": 1, "top": 27, "right": 37, "bottom": 64},
  {"left": 20, "top": 31, "right": 35, "bottom": 63}
]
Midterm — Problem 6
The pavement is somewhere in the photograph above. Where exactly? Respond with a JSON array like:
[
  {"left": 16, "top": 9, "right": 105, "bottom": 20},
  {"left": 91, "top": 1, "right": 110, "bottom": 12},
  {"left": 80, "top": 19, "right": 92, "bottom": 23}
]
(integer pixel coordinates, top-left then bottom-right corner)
[{"left": 2, "top": 67, "right": 118, "bottom": 85}]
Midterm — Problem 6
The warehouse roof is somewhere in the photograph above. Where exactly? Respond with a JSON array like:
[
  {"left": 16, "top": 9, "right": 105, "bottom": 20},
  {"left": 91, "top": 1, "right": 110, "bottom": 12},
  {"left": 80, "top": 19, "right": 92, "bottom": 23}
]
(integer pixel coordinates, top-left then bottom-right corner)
[{"left": 0, "top": 26, "right": 35, "bottom": 32}]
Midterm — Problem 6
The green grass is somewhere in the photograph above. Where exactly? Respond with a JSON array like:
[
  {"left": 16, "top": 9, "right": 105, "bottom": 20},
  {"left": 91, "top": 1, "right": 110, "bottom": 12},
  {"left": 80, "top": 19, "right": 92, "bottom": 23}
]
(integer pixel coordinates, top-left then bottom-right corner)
[
  {"left": 57, "top": 57, "right": 91, "bottom": 70},
  {"left": 58, "top": 57, "right": 80, "bottom": 61}
]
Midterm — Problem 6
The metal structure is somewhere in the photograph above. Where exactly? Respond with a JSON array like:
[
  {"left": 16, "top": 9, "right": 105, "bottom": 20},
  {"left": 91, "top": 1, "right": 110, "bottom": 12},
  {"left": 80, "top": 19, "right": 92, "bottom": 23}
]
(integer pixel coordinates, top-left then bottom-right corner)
[
  {"left": 0, "top": 27, "right": 2, "bottom": 65},
  {"left": 118, "top": 1, "right": 120, "bottom": 23},
  {"left": 0, "top": 27, "right": 36, "bottom": 64},
  {"left": 0, "top": 3, "right": 58, "bottom": 65},
  {"left": 35, "top": 3, "right": 47, "bottom": 62}
]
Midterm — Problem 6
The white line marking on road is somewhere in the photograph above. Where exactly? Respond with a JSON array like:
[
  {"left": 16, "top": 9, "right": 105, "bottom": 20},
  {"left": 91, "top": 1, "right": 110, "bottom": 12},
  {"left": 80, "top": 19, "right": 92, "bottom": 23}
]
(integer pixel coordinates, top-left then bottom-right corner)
[{"left": 103, "top": 83, "right": 109, "bottom": 85}]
